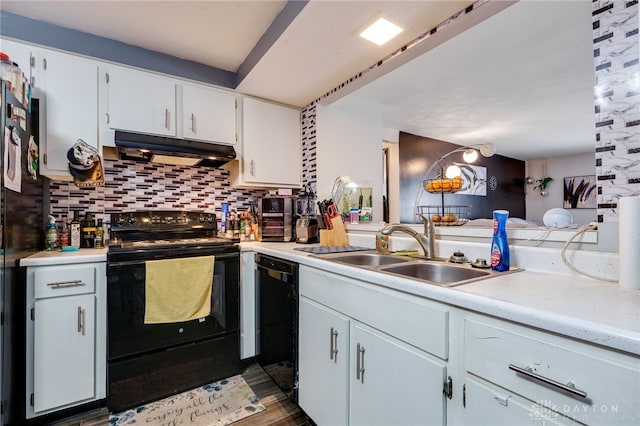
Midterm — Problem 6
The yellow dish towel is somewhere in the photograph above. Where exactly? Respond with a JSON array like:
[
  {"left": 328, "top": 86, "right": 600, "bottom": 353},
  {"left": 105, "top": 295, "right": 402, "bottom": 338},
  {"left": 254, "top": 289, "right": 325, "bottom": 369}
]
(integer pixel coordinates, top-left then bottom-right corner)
[{"left": 144, "top": 255, "right": 214, "bottom": 324}]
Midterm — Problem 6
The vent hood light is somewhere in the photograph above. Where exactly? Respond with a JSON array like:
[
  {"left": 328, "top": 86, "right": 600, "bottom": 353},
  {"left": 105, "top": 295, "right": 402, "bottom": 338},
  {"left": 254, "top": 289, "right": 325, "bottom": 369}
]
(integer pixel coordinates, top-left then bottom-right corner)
[
  {"left": 360, "top": 17, "right": 403, "bottom": 46},
  {"left": 151, "top": 154, "right": 202, "bottom": 166}
]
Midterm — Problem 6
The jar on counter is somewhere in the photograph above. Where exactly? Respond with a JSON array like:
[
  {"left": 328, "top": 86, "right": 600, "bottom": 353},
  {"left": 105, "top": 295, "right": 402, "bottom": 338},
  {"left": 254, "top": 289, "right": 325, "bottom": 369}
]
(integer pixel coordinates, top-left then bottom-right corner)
[{"left": 81, "top": 212, "right": 97, "bottom": 248}]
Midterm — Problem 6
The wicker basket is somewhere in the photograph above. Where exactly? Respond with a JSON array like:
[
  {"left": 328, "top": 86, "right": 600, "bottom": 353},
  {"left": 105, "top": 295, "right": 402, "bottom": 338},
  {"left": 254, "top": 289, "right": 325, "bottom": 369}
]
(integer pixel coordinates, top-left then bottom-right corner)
[{"left": 417, "top": 205, "right": 471, "bottom": 226}]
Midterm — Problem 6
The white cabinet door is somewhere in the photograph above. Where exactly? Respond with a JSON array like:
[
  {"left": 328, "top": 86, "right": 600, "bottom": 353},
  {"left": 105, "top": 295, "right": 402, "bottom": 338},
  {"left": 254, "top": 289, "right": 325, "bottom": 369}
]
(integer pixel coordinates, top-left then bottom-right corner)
[
  {"left": 0, "top": 39, "right": 33, "bottom": 81},
  {"left": 38, "top": 49, "right": 98, "bottom": 176},
  {"left": 349, "top": 322, "right": 447, "bottom": 426},
  {"left": 298, "top": 297, "right": 350, "bottom": 426},
  {"left": 33, "top": 294, "right": 95, "bottom": 413},
  {"left": 182, "top": 84, "right": 236, "bottom": 144},
  {"left": 241, "top": 97, "right": 301, "bottom": 186},
  {"left": 105, "top": 65, "right": 176, "bottom": 136}
]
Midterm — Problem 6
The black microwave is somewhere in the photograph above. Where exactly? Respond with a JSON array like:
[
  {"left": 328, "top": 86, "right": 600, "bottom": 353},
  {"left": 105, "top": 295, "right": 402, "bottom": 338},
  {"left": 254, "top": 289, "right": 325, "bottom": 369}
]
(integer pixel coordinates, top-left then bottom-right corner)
[{"left": 258, "top": 197, "right": 294, "bottom": 242}]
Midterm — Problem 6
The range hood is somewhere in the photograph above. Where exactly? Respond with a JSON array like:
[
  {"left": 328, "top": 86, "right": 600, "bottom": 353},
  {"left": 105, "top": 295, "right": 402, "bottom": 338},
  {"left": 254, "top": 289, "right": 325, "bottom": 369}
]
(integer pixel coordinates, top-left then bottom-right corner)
[{"left": 114, "top": 131, "right": 236, "bottom": 167}]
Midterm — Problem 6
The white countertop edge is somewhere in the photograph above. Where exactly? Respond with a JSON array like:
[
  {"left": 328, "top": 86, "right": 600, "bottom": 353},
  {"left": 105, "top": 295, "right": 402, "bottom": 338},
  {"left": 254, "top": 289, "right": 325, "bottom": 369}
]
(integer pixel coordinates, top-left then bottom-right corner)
[
  {"left": 241, "top": 242, "right": 640, "bottom": 356},
  {"left": 20, "top": 248, "right": 108, "bottom": 266}
]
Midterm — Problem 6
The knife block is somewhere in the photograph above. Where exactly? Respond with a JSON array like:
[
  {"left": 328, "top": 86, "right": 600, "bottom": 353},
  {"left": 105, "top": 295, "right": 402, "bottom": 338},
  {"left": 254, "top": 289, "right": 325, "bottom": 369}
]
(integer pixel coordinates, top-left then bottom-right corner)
[{"left": 319, "top": 216, "right": 349, "bottom": 246}]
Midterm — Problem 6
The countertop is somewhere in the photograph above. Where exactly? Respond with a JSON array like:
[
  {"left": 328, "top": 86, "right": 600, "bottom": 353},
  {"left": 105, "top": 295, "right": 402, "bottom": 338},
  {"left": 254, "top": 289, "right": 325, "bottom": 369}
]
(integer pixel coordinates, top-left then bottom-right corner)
[
  {"left": 20, "top": 248, "right": 108, "bottom": 266},
  {"left": 20, "top": 242, "right": 639, "bottom": 356},
  {"left": 243, "top": 242, "right": 640, "bottom": 356}
]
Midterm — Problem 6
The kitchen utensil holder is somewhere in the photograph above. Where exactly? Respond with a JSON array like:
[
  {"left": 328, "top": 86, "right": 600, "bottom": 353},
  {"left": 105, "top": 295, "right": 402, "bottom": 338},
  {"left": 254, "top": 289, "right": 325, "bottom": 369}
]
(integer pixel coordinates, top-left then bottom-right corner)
[{"left": 319, "top": 216, "right": 349, "bottom": 246}]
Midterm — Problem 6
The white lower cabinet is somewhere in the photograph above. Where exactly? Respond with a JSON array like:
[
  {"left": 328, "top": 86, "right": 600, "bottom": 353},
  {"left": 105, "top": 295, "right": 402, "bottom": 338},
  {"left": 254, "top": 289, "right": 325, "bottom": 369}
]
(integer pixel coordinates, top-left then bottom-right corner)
[
  {"left": 349, "top": 322, "right": 446, "bottom": 426},
  {"left": 26, "top": 261, "right": 106, "bottom": 419},
  {"left": 299, "top": 297, "right": 350, "bottom": 425},
  {"left": 33, "top": 294, "right": 95, "bottom": 412},
  {"left": 297, "top": 264, "right": 640, "bottom": 426},
  {"left": 298, "top": 266, "right": 448, "bottom": 425},
  {"left": 462, "top": 317, "right": 640, "bottom": 426}
]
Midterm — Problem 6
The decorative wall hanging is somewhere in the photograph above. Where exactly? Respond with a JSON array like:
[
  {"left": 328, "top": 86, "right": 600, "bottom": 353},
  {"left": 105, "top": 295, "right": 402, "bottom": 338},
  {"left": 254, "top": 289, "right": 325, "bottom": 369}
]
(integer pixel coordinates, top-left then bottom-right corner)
[
  {"left": 455, "top": 164, "right": 487, "bottom": 196},
  {"left": 563, "top": 175, "right": 596, "bottom": 209}
]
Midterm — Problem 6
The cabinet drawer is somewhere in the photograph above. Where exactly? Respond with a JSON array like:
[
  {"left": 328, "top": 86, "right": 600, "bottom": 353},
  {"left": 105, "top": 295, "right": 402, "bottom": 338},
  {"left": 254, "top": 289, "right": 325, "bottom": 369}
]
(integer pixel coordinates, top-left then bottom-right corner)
[
  {"left": 300, "top": 266, "right": 448, "bottom": 359},
  {"left": 464, "top": 376, "right": 580, "bottom": 425},
  {"left": 34, "top": 264, "right": 96, "bottom": 298},
  {"left": 465, "top": 320, "right": 640, "bottom": 425}
]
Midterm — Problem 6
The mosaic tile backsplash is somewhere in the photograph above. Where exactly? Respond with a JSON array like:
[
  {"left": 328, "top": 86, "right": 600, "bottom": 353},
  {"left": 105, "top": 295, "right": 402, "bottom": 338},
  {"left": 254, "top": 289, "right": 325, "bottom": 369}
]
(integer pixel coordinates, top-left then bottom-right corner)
[
  {"left": 49, "top": 159, "right": 269, "bottom": 224},
  {"left": 593, "top": 0, "right": 640, "bottom": 223}
]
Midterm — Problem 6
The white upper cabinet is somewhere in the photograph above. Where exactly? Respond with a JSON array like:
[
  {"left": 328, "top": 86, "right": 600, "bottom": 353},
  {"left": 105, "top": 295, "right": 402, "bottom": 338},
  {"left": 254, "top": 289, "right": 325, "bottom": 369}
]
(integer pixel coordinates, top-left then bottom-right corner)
[
  {"left": 103, "top": 65, "right": 176, "bottom": 137},
  {"left": 37, "top": 50, "right": 98, "bottom": 177},
  {"left": 0, "top": 39, "right": 33, "bottom": 83},
  {"left": 180, "top": 83, "right": 236, "bottom": 144},
  {"left": 228, "top": 96, "right": 301, "bottom": 188},
  {"left": 1, "top": 40, "right": 99, "bottom": 180}
]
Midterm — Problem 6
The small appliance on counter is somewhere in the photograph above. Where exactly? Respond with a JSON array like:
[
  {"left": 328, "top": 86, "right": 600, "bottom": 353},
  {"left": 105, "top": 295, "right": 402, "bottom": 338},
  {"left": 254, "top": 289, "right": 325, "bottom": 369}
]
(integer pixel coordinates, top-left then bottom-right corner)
[
  {"left": 258, "top": 197, "right": 295, "bottom": 242},
  {"left": 295, "top": 183, "right": 318, "bottom": 244}
]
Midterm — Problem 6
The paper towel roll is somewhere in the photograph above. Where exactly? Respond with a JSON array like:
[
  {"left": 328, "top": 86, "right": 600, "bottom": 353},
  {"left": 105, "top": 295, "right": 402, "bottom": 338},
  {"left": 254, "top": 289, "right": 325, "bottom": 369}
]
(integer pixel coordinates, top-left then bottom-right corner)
[{"left": 619, "top": 195, "right": 640, "bottom": 290}]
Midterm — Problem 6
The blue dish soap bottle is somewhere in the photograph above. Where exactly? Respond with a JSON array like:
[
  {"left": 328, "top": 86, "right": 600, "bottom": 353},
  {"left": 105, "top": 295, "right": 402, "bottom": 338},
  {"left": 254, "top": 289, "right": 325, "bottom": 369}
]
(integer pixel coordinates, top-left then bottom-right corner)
[{"left": 490, "top": 210, "right": 510, "bottom": 271}]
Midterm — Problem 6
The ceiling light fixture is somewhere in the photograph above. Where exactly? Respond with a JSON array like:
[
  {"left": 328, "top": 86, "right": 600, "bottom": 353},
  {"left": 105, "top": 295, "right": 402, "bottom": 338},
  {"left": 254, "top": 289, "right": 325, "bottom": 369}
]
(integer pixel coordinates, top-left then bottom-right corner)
[{"left": 360, "top": 17, "right": 403, "bottom": 46}]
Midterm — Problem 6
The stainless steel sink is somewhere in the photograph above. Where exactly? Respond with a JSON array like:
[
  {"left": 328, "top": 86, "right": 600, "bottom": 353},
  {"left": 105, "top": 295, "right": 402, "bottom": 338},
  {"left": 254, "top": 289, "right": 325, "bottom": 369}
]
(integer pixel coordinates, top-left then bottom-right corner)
[
  {"left": 318, "top": 252, "right": 412, "bottom": 267},
  {"left": 314, "top": 250, "right": 519, "bottom": 287},
  {"left": 379, "top": 262, "right": 490, "bottom": 287}
]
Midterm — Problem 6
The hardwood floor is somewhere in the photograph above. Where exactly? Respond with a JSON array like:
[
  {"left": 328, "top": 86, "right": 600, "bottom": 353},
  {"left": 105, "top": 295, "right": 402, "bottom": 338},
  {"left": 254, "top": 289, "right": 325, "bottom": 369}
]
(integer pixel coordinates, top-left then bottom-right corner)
[{"left": 52, "top": 364, "right": 311, "bottom": 426}]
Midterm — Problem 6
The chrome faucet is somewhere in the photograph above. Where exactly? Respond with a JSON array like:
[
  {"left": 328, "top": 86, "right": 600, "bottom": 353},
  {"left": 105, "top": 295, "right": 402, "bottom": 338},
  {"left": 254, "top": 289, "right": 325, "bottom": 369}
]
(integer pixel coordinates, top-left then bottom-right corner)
[{"left": 380, "top": 217, "right": 435, "bottom": 259}]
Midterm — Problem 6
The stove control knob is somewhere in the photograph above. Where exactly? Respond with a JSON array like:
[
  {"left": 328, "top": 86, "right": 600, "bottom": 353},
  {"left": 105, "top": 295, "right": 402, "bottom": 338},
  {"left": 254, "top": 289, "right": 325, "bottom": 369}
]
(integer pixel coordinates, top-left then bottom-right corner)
[
  {"left": 165, "top": 217, "right": 173, "bottom": 224},
  {"left": 127, "top": 216, "right": 136, "bottom": 225},
  {"left": 199, "top": 214, "right": 205, "bottom": 223},
  {"left": 207, "top": 215, "right": 214, "bottom": 223},
  {"left": 115, "top": 216, "right": 125, "bottom": 226}
]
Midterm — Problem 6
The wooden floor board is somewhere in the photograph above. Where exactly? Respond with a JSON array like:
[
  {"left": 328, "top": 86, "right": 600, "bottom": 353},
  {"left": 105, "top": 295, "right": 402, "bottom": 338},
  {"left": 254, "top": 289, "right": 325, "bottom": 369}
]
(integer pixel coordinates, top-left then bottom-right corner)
[{"left": 52, "top": 363, "right": 311, "bottom": 426}]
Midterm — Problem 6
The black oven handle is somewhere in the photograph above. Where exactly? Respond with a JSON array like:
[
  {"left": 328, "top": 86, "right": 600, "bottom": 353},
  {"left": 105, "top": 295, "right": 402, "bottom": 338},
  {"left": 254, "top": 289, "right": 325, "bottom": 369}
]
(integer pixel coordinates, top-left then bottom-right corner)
[{"left": 108, "top": 252, "right": 239, "bottom": 268}]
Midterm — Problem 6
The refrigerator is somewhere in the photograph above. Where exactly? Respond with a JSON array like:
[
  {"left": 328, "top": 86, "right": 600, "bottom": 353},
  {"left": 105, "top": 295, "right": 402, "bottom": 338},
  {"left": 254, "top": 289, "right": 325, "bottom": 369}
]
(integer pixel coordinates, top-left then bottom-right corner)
[{"left": 1, "top": 79, "right": 45, "bottom": 424}]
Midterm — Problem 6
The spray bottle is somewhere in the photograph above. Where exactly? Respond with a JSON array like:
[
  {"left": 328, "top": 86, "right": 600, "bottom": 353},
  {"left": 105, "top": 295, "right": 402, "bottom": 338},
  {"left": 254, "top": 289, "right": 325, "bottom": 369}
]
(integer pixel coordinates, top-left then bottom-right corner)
[
  {"left": 45, "top": 215, "right": 59, "bottom": 251},
  {"left": 490, "top": 209, "right": 510, "bottom": 272}
]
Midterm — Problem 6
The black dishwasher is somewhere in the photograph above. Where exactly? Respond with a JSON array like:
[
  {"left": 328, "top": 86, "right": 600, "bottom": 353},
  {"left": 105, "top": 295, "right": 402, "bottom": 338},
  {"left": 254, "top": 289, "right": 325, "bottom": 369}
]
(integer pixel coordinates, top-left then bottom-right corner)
[{"left": 256, "top": 254, "right": 298, "bottom": 403}]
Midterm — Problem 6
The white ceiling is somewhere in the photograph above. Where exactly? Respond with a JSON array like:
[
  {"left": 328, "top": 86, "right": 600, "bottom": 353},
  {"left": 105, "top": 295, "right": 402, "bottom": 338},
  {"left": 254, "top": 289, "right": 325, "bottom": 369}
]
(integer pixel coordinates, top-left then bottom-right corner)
[
  {"left": 339, "top": 0, "right": 596, "bottom": 160},
  {"left": 0, "top": 0, "right": 471, "bottom": 106},
  {"left": 1, "top": 1, "right": 596, "bottom": 160}
]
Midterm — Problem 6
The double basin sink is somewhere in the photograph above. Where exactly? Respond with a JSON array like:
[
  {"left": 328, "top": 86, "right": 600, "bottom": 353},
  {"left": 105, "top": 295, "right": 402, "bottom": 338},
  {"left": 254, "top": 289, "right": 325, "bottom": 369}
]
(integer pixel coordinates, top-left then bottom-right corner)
[{"left": 315, "top": 251, "right": 518, "bottom": 287}]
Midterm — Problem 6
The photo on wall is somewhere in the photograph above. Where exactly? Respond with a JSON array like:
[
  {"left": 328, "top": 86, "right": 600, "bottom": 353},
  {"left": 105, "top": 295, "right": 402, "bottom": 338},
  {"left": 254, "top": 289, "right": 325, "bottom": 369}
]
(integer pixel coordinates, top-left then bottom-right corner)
[{"left": 563, "top": 175, "right": 596, "bottom": 209}]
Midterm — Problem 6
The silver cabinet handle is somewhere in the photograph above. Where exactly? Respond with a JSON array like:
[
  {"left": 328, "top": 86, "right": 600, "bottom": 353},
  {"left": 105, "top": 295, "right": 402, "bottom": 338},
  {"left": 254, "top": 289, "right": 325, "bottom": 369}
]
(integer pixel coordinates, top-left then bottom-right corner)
[
  {"left": 356, "top": 343, "right": 365, "bottom": 383},
  {"left": 165, "top": 108, "right": 170, "bottom": 130},
  {"left": 77, "top": 306, "right": 85, "bottom": 335},
  {"left": 509, "top": 364, "right": 587, "bottom": 398},
  {"left": 250, "top": 160, "right": 255, "bottom": 177},
  {"left": 191, "top": 113, "right": 197, "bottom": 134},
  {"left": 329, "top": 327, "right": 339, "bottom": 362},
  {"left": 42, "top": 58, "right": 47, "bottom": 70},
  {"left": 105, "top": 113, "right": 110, "bottom": 125},
  {"left": 47, "top": 280, "right": 86, "bottom": 289},
  {"left": 105, "top": 72, "right": 110, "bottom": 84}
]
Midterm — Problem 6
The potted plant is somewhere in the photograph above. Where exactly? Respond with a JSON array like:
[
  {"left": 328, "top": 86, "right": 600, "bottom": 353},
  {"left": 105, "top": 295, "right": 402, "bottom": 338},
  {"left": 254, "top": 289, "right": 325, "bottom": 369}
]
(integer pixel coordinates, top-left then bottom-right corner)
[{"left": 533, "top": 176, "right": 553, "bottom": 196}]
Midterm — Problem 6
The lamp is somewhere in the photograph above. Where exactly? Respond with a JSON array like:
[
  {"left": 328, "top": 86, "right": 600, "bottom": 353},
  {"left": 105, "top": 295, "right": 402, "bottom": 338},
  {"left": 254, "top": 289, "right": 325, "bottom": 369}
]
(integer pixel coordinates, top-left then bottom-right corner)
[
  {"left": 330, "top": 175, "right": 357, "bottom": 206},
  {"left": 412, "top": 143, "right": 496, "bottom": 223}
]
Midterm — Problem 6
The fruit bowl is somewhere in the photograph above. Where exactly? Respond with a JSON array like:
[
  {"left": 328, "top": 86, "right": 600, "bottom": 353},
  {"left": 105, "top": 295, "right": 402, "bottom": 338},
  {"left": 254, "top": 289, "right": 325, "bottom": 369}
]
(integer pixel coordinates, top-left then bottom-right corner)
[
  {"left": 417, "top": 205, "right": 471, "bottom": 226},
  {"left": 424, "top": 176, "right": 463, "bottom": 193}
]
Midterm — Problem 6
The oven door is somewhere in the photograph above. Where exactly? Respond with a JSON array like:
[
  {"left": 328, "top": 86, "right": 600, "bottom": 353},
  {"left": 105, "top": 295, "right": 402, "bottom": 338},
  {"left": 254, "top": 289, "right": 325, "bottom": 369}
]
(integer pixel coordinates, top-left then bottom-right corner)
[
  {"left": 106, "top": 248, "right": 240, "bottom": 411},
  {"left": 107, "top": 250, "right": 240, "bottom": 360}
]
